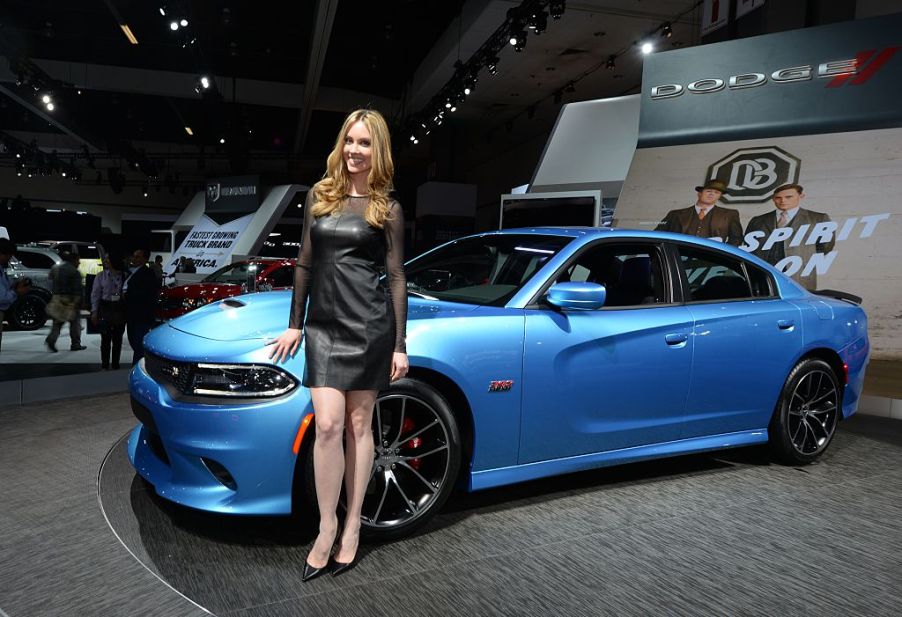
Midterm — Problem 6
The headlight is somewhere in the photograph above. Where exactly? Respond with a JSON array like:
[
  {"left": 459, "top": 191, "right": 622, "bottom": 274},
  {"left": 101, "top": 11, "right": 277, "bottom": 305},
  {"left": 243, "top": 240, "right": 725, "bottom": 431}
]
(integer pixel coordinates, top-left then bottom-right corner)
[{"left": 191, "top": 363, "right": 297, "bottom": 397}]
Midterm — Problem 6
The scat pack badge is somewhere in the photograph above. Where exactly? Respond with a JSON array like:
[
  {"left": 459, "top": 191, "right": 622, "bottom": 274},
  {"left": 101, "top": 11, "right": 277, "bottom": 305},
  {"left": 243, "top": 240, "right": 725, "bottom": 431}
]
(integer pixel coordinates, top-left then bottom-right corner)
[{"left": 488, "top": 380, "right": 514, "bottom": 392}]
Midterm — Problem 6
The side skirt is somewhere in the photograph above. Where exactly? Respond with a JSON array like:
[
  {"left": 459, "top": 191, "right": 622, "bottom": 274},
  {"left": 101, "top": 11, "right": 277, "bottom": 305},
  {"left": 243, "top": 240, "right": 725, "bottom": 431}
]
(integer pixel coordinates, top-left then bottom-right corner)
[{"left": 469, "top": 429, "right": 769, "bottom": 491}]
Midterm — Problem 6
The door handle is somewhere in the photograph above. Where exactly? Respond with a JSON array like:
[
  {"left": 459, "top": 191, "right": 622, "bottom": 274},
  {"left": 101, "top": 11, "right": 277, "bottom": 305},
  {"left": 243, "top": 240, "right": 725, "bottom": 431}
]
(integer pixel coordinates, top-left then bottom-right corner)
[
  {"left": 777, "top": 319, "right": 795, "bottom": 330},
  {"left": 665, "top": 333, "right": 689, "bottom": 346}
]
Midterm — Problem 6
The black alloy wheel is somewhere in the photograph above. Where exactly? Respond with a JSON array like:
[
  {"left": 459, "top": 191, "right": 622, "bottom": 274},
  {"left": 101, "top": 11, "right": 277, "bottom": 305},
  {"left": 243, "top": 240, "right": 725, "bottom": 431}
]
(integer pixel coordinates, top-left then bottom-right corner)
[
  {"left": 8, "top": 294, "right": 48, "bottom": 331},
  {"left": 303, "top": 379, "right": 462, "bottom": 540},
  {"left": 769, "top": 358, "right": 841, "bottom": 465}
]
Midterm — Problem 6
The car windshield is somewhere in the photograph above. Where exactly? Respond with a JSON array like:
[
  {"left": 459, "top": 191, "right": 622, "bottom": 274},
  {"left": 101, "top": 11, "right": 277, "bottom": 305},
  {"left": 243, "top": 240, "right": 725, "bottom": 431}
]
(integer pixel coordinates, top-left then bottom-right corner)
[
  {"left": 203, "top": 262, "right": 262, "bottom": 284},
  {"left": 404, "top": 234, "right": 572, "bottom": 306}
]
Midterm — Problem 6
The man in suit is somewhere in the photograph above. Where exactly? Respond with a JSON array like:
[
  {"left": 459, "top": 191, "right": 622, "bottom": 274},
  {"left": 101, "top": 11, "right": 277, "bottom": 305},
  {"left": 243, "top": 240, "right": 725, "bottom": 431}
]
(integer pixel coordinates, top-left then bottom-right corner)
[
  {"left": 123, "top": 248, "right": 160, "bottom": 363},
  {"left": 744, "top": 183, "right": 835, "bottom": 290},
  {"left": 656, "top": 180, "right": 743, "bottom": 245}
]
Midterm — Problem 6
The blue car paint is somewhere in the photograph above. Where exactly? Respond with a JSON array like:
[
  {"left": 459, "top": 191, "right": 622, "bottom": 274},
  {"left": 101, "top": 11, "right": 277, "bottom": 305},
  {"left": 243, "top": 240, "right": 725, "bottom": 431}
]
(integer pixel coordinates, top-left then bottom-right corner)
[{"left": 128, "top": 227, "right": 869, "bottom": 515}]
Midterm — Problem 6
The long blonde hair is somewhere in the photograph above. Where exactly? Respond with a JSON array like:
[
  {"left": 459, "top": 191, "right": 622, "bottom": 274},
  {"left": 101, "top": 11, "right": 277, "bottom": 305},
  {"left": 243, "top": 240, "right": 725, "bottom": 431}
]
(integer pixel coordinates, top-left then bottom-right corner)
[{"left": 310, "top": 109, "right": 395, "bottom": 228}]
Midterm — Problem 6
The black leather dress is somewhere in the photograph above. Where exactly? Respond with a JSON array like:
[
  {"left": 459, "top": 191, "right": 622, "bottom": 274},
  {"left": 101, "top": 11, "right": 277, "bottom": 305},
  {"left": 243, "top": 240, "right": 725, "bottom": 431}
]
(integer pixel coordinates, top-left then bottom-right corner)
[{"left": 289, "top": 192, "right": 407, "bottom": 390}]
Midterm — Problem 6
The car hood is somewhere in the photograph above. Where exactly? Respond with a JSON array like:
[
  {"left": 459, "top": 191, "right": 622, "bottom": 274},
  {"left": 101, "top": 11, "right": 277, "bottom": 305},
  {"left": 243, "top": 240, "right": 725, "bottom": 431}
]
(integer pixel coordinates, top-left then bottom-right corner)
[{"left": 168, "top": 291, "right": 480, "bottom": 341}]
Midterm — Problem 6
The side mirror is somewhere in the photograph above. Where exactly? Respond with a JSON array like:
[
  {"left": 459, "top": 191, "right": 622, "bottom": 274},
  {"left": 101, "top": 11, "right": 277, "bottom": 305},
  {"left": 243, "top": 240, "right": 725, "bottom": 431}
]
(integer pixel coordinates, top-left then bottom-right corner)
[{"left": 545, "top": 282, "right": 607, "bottom": 310}]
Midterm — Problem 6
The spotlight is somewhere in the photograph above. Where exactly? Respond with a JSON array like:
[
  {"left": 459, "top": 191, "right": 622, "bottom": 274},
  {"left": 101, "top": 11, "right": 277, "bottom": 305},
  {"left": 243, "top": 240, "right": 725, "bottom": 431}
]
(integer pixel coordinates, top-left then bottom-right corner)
[
  {"left": 61, "top": 171, "right": 66, "bottom": 177},
  {"left": 605, "top": 55, "right": 616, "bottom": 70},
  {"left": 41, "top": 94, "right": 52, "bottom": 104},
  {"left": 219, "top": 137, "right": 226, "bottom": 144},
  {"left": 662, "top": 23, "right": 673, "bottom": 38},
  {"left": 641, "top": 41, "right": 654, "bottom": 54},
  {"left": 445, "top": 100, "right": 452, "bottom": 109},
  {"left": 201, "top": 76, "right": 210, "bottom": 89},
  {"left": 143, "top": 185, "right": 149, "bottom": 197},
  {"left": 159, "top": 6, "right": 166, "bottom": 16},
  {"left": 170, "top": 21, "right": 179, "bottom": 31},
  {"left": 46, "top": 102, "right": 55, "bottom": 111},
  {"left": 180, "top": 18, "right": 188, "bottom": 27},
  {"left": 511, "top": 32, "right": 527, "bottom": 52},
  {"left": 450, "top": 105, "right": 457, "bottom": 112}
]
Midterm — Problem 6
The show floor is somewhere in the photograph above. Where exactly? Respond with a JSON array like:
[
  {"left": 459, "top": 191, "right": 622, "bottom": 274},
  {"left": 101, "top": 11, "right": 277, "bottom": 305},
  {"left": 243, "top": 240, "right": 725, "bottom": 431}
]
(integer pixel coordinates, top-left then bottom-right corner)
[{"left": 1, "top": 392, "right": 901, "bottom": 616}]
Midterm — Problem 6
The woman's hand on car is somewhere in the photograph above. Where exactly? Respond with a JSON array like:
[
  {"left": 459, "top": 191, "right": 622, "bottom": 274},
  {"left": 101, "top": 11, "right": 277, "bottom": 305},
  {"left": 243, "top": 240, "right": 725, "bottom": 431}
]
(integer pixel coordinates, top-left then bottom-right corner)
[{"left": 267, "top": 328, "right": 302, "bottom": 364}]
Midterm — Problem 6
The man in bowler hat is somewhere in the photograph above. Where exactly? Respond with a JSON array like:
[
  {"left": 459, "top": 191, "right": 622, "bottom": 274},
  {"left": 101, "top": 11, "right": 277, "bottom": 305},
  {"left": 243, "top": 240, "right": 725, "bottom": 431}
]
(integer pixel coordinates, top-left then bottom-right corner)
[{"left": 656, "top": 180, "right": 743, "bottom": 246}]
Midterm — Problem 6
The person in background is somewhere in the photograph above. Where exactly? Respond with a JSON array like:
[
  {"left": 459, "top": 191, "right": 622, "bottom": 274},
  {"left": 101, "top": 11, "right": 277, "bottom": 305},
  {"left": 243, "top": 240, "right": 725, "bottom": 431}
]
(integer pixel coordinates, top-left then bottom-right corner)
[
  {"left": 45, "top": 250, "right": 86, "bottom": 352},
  {"left": 656, "top": 180, "right": 743, "bottom": 246},
  {"left": 182, "top": 257, "right": 197, "bottom": 273},
  {"left": 123, "top": 248, "right": 160, "bottom": 363},
  {"left": 149, "top": 255, "right": 164, "bottom": 284},
  {"left": 91, "top": 252, "right": 127, "bottom": 369},
  {"left": 0, "top": 238, "right": 32, "bottom": 351},
  {"left": 744, "top": 182, "right": 835, "bottom": 290}
]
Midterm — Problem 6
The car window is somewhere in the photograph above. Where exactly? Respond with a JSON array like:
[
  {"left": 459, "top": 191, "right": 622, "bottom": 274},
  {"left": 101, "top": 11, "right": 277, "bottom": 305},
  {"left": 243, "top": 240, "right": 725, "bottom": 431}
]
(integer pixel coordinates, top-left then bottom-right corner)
[
  {"left": 15, "top": 251, "right": 57, "bottom": 269},
  {"left": 204, "top": 262, "right": 251, "bottom": 284},
  {"left": 77, "top": 245, "right": 101, "bottom": 260},
  {"left": 269, "top": 265, "right": 293, "bottom": 288},
  {"left": 405, "top": 234, "right": 572, "bottom": 306},
  {"left": 555, "top": 243, "right": 668, "bottom": 307},
  {"left": 678, "top": 246, "right": 754, "bottom": 302},
  {"left": 746, "top": 262, "right": 776, "bottom": 297}
]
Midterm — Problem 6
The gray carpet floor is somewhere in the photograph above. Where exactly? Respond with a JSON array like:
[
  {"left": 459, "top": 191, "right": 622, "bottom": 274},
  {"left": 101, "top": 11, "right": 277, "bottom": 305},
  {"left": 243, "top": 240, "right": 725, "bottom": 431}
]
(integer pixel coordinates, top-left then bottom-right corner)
[{"left": 2, "top": 391, "right": 901, "bottom": 616}]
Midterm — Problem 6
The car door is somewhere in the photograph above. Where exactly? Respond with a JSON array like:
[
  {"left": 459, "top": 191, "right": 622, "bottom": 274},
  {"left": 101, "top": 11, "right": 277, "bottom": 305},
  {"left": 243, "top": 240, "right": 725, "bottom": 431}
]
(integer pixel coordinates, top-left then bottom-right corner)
[
  {"left": 519, "top": 241, "right": 694, "bottom": 464},
  {"left": 674, "top": 244, "right": 803, "bottom": 438}
]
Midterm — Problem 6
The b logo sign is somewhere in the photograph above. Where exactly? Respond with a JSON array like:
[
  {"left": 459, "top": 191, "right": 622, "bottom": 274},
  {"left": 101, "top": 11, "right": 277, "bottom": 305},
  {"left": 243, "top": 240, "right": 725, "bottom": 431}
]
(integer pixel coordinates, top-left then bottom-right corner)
[{"left": 706, "top": 146, "right": 800, "bottom": 203}]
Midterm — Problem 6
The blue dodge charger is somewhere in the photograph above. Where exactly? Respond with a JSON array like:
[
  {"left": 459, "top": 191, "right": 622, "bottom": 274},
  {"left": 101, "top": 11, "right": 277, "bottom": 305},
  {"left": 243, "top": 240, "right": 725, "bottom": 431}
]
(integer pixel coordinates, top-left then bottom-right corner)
[{"left": 128, "top": 228, "right": 869, "bottom": 538}]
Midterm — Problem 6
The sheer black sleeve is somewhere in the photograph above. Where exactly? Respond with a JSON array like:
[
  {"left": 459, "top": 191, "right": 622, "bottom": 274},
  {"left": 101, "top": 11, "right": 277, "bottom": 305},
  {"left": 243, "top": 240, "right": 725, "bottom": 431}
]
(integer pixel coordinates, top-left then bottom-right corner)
[
  {"left": 288, "top": 191, "right": 315, "bottom": 330},
  {"left": 385, "top": 201, "right": 407, "bottom": 352}
]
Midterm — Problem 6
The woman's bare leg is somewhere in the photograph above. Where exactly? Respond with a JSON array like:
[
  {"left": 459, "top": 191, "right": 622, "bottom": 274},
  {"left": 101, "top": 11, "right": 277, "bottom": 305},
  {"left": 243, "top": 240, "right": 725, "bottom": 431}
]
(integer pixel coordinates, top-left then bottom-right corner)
[
  {"left": 335, "top": 389, "right": 377, "bottom": 563},
  {"left": 307, "top": 386, "right": 346, "bottom": 568}
]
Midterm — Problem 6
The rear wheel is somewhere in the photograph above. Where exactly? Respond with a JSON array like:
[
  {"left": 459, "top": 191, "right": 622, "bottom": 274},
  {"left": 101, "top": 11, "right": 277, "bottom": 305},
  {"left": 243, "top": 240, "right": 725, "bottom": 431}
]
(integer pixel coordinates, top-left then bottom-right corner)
[
  {"left": 769, "top": 358, "right": 841, "bottom": 465},
  {"left": 302, "top": 378, "right": 462, "bottom": 540}
]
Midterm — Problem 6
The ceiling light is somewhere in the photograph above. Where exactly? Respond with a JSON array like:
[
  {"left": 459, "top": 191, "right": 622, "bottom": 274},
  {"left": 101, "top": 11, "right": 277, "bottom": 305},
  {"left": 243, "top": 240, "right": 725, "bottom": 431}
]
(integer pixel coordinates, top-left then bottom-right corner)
[
  {"left": 200, "top": 76, "right": 210, "bottom": 89},
  {"left": 170, "top": 21, "right": 179, "bottom": 31},
  {"left": 120, "top": 24, "right": 139, "bottom": 45},
  {"left": 46, "top": 102, "right": 55, "bottom": 111},
  {"left": 463, "top": 86, "right": 471, "bottom": 96},
  {"left": 184, "top": 126, "right": 194, "bottom": 136},
  {"left": 662, "top": 23, "right": 673, "bottom": 38},
  {"left": 219, "top": 137, "right": 226, "bottom": 144},
  {"left": 159, "top": 7, "right": 166, "bottom": 16},
  {"left": 41, "top": 94, "right": 51, "bottom": 104},
  {"left": 641, "top": 41, "right": 654, "bottom": 54},
  {"left": 180, "top": 18, "right": 188, "bottom": 27}
]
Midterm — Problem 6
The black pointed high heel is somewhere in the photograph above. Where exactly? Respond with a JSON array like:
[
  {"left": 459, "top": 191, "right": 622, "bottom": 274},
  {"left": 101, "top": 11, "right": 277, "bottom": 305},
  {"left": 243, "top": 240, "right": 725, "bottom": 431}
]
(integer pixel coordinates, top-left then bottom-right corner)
[
  {"left": 330, "top": 555, "right": 358, "bottom": 577},
  {"left": 302, "top": 561, "right": 327, "bottom": 582}
]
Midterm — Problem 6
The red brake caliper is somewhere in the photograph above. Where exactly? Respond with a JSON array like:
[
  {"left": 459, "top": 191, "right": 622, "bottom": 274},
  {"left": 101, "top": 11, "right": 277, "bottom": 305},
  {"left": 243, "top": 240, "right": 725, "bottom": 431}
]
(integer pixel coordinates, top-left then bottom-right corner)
[{"left": 400, "top": 417, "right": 423, "bottom": 470}]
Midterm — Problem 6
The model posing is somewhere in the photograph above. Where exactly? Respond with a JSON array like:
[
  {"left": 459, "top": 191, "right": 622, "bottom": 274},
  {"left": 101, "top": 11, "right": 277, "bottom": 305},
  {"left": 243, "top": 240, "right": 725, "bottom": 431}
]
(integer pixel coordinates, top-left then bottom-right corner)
[{"left": 268, "top": 109, "right": 408, "bottom": 580}]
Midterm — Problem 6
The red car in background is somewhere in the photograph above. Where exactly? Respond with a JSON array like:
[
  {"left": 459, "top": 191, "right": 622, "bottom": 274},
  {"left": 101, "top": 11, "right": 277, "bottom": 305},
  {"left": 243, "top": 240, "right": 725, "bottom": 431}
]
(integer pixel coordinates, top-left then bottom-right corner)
[{"left": 157, "top": 258, "right": 296, "bottom": 321}]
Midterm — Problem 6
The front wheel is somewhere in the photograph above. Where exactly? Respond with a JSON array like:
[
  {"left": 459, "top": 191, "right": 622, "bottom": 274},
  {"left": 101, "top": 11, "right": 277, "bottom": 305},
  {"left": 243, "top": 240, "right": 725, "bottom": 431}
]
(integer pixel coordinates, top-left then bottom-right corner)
[
  {"left": 769, "top": 358, "right": 841, "bottom": 465},
  {"left": 8, "top": 294, "right": 48, "bottom": 331},
  {"left": 303, "top": 378, "right": 462, "bottom": 540}
]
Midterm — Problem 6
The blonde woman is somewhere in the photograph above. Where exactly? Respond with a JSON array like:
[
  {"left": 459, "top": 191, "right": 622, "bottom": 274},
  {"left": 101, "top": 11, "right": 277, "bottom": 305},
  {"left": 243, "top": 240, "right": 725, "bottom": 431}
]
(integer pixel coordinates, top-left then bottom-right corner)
[{"left": 269, "top": 109, "right": 408, "bottom": 580}]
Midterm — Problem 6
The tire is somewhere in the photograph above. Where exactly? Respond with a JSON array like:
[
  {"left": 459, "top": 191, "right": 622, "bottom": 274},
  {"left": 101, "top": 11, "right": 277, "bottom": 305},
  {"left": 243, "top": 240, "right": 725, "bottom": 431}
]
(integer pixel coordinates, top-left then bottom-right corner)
[
  {"left": 302, "top": 378, "right": 462, "bottom": 541},
  {"left": 8, "top": 294, "right": 48, "bottom": 331},
  {"left": 769, "top": 358, "right": 841, "bottom": 465}
]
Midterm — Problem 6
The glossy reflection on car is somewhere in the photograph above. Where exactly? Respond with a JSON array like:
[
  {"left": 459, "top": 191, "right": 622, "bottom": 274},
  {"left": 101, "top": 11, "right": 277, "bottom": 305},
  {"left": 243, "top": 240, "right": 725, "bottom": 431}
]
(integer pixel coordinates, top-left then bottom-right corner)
[{"left": 128, "top": 228, "right": 869, "bottom": 539}]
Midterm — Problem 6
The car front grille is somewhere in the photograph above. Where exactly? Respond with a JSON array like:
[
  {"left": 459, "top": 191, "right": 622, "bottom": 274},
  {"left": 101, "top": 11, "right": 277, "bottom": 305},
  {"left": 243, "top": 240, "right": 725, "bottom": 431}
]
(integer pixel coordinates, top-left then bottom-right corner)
[{"left": 145, "top": 352, "right": 195, "bottom": 395}]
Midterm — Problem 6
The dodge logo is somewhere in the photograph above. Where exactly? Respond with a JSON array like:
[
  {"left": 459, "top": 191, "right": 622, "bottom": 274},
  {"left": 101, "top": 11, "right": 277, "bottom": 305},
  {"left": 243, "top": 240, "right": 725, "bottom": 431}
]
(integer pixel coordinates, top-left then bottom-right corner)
[{"left": 706, "top": 146, "right": 800, "bottom": 204}]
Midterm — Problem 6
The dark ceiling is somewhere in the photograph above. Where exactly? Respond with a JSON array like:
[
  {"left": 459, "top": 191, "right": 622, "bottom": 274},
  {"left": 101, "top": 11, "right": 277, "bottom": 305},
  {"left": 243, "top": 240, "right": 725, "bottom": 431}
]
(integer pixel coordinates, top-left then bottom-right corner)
[{"left": 0, "top": 0, "right": 463, "bottom": 162}]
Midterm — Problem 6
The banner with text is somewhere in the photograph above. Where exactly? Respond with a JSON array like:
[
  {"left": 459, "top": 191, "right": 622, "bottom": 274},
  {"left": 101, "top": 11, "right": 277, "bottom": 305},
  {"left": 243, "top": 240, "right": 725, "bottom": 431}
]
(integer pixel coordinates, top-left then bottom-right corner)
[
  {"left": 168, "top": 213, "right": 254, "bottom": 275},
  {"left": 616, "top": 128, "right": 901, "bottom": 358}
]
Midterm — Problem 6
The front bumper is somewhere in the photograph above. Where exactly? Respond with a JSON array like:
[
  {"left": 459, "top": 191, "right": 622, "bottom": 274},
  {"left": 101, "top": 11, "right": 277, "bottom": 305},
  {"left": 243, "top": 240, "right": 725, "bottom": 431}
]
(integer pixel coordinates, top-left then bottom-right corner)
[{"left": 127, "top": 355, "right": 312, "bottom": 515}]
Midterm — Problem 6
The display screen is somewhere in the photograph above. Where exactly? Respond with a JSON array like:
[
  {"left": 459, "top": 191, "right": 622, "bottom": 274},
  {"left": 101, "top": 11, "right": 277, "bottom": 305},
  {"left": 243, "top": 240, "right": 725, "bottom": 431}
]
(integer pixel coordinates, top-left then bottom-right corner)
[{"left": 501, "top": 196, "right": 597, "bottom": 229}]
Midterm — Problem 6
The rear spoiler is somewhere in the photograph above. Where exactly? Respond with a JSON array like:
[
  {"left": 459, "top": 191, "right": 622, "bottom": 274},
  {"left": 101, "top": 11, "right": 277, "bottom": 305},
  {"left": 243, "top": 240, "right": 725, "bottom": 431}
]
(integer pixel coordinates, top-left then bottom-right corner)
[{"left": 813, "top": 289, "right": 862, "bottom": 305}]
